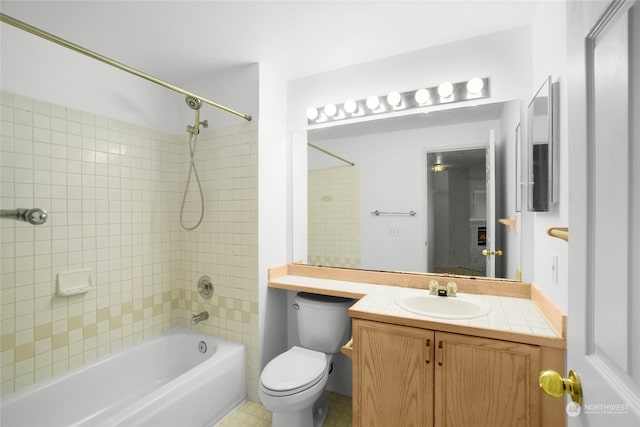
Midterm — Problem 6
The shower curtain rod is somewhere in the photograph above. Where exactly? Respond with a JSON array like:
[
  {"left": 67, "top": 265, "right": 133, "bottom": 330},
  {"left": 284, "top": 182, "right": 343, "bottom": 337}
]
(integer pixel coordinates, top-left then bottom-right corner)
[
  {"left": 0, "top": 13, "right": 252, "bottom": 122},
  {"left": 308, "top": 143, "right": 355, "bottom": 167}
]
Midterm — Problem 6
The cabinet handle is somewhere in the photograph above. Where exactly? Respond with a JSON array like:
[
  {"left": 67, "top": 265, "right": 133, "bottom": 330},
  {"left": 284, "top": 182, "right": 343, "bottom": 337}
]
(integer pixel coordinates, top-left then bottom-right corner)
[
  {"left": 437, "top": 341, "right": 444, "bottom": 366},
  {"left": 425, "top": 339, "right": 431, "bottom": 364}
]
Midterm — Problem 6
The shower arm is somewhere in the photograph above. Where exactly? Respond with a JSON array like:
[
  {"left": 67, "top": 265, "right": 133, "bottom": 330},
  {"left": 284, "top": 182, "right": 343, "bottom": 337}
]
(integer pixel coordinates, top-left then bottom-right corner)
[{"left": 0, "top": 13, "right": 252, "bottom": 122}]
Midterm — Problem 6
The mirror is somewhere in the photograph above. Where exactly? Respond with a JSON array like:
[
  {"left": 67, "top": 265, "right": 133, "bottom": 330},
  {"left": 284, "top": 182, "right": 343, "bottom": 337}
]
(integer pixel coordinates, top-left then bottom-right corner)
[
  {"left": 527, "top": 76, "right": 558, "bottom": 211},
  {"left": 515, "top": 123, "right": 523, "bottom": 212},
  {"left": 304, "top": 100, "right": 522, "bottom": 280}
]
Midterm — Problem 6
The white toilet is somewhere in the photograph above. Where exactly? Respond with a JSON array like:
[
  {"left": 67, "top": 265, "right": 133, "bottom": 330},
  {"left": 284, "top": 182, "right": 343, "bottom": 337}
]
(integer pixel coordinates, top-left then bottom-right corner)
[{"left": 259, "top": 292, "right": 354, "bottom": 427}]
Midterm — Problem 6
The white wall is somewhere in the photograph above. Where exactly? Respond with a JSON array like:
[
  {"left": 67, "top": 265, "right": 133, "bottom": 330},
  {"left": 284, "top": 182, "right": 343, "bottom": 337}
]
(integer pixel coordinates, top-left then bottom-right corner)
[
  {"left": 257, "top": 63, "right": 289, "bottom": 372},
  {"left": 528, "top": 0, "right": 569, "bottom": 312}
]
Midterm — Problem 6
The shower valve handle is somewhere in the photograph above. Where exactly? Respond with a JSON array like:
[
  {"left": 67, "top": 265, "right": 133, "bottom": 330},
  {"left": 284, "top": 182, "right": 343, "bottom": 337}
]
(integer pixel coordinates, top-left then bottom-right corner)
[
  {"left": 1, "top": 208, "right": 48, "bottom": 225},
  {"left": 22, "top": 208, "right": 48, "bottom": 225}
]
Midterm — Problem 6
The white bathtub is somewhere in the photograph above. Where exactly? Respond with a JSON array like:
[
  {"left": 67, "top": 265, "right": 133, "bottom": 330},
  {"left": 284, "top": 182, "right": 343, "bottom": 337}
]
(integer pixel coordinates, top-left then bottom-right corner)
[{"left": 1, "top": 328, "right": 246, "bottom": 427}]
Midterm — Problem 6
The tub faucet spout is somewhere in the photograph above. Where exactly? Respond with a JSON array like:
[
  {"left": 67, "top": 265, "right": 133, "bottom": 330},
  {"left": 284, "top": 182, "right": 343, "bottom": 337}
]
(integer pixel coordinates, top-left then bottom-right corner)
[{"left": 192, "top": 311, "right": 209, "bottom": 325}]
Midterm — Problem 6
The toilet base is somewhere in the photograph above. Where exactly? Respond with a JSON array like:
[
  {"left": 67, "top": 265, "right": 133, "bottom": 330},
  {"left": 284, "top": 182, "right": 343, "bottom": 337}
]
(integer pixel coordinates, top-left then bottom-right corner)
[
  {"left": 312, "top": 393, "right": 329, "bottom": 427},
  {"left": 270, "top": 394, "right": 328, "bottom": 427}
]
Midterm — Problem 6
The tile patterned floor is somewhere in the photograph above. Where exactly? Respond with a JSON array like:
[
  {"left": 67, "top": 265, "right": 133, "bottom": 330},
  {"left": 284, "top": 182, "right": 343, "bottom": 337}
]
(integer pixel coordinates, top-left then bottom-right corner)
[{"left": 217, "top": 392, "right": 352, "bottom": 426}]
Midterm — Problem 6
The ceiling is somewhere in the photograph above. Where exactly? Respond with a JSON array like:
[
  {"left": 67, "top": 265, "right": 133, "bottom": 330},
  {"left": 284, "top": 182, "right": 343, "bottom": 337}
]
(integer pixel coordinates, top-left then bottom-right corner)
[{"left": 0, "top": 1, "right": 539, "bottom": 85}]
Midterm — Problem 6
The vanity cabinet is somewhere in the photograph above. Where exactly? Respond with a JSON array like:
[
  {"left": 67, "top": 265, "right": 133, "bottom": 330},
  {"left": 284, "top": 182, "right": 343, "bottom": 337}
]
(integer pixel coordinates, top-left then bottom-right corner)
[
  {"left": 353, "top": 319, "right": 547, "bottom": 427},
  {"left": 353, "top": 320, "right": 434, "bottom": 426},
  {"left": 434, "top": 331, "right": 540, "bottom": 426}
]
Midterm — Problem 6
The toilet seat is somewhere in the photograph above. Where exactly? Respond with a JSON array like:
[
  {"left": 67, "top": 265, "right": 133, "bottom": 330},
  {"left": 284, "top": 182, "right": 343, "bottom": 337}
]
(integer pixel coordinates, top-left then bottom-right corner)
[{"left": 260, "top": 346, "right": 328, "bottom": 396}]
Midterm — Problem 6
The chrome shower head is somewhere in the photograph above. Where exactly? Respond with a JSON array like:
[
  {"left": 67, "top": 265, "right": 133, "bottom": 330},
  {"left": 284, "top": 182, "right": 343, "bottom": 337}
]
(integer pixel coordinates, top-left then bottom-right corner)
[{"left": 185, "top": 96, "right": 202, "bottom": 110}]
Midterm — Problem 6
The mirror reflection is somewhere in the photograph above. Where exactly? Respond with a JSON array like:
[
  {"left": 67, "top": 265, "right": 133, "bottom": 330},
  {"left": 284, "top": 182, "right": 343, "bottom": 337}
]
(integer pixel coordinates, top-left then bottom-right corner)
[
  {"left": 427, "top": 148, "right": 487, "bottom": 277},
  {"left": 528, "top": 76, "right": 557, "bottom": 211},
  {"left": 306, "top": 100, "right": 522, "bottom": 280}
]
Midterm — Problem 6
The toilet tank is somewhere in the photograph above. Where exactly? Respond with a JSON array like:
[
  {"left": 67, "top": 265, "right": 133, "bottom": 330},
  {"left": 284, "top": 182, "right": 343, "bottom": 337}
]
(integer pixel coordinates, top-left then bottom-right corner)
[{"left": 294, "top": 292, "right": 355, "bottom": 353}]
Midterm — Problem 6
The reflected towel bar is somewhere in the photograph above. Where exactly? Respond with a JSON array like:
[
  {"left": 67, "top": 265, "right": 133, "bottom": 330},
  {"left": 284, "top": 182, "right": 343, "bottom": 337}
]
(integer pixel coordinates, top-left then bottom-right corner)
[
  {"left": 547, "top": 227, "right": 568, "bottom": 242},
  {"left": 499, "top": 216, "right": 518, "bottom": 232},
  {"left": 371, "top": 210, "right": 417, "bottom": 216}
]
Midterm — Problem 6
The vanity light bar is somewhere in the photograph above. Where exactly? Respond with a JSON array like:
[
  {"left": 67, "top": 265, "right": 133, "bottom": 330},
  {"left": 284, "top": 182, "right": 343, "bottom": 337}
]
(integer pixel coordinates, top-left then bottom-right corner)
[{"left": 306, "top": 77, "right": 490, "bottom": 124}]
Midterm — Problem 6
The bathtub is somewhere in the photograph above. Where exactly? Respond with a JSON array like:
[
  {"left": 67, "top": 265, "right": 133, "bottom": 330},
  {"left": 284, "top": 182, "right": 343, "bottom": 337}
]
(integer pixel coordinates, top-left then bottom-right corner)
[{"left": 1, "top": 328, "right": 246, "bottom": 427}]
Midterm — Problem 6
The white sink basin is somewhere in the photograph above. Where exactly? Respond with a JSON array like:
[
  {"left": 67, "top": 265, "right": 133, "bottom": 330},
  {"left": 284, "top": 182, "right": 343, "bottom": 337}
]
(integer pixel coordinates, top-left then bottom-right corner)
[{"left": 395, "top": 291, "right": 490, "bottom": 319}]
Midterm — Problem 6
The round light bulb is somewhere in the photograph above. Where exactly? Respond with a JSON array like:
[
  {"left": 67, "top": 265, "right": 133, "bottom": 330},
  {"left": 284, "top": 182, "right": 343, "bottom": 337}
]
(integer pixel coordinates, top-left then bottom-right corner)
[
  {"left": 366, "top": 95, "right": 380, "bottom": 110},
  {"left": 466, "top": 77, "right": 484, "bottom": 95},
  {"left": 306, "top": 107, "right": 319, "bottom": 121},
  {"left": 438, "top": 81, "right": 454, "bottom": 98},
  {"left": 414, "top": 88, "right": 431, "bottom": 104},
  {"left": 386, "top": 91, "right": 402, "bottom": 107},
  {"left": 344, "top": 99, "right": 358, "bottom": 114},
  {"left": 324, "top": 103, "right": 337, "bottom": 117}
]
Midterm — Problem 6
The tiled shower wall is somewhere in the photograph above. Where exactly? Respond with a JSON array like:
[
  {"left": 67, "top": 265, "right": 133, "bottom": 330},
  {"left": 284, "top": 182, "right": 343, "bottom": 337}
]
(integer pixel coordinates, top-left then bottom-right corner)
[
  {"left": 0, "top": 91, "right": 259, "bottom": 401},
  {"left": 171, "top": 123, "right": 260, "bottom": 401},
  {"left": 308, "top": 166, "right": 360, "bottom": 268}
]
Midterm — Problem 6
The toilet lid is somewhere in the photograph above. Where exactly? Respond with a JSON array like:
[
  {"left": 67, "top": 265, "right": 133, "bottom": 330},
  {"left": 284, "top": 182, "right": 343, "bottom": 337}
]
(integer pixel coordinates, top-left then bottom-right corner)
[{"left": 261, "top": 346, "right": 327, "bottom": 394}]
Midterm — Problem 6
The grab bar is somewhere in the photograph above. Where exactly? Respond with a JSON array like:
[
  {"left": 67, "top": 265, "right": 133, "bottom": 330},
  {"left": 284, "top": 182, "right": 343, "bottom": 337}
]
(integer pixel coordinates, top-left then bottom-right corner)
[
  {"left": 0, "top": 208, "right": 48, "bottom": 225},
  {"left": 547, "top": 227, "right": 568, "bottom": 242},
  {"left": 370, "top": 210, "right": 416, "bottom": 216}
]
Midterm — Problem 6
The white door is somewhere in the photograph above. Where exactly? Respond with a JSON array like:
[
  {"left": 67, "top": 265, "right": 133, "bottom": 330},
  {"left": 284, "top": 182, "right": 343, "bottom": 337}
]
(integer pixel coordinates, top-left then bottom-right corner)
[
  {"left": 566, "top": 1, "right": 640, "bottom": 425},
  {"left": 485, "top": 129, "right": 497, "bottom": 277}
]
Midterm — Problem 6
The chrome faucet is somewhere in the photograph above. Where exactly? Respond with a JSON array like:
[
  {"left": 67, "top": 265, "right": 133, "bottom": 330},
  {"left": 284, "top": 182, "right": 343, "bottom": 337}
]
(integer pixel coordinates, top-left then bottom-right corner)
[
  {"left": 191, "top": 311, "right": 209, "bottom": 325},
  {"left": 428, "top": 280, "right": 457, "bottom": 297}
]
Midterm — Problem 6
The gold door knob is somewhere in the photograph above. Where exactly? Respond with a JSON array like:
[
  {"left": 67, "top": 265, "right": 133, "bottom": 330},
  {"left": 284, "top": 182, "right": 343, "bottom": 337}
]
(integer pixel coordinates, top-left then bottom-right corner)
[
  {"left": 539, "top": 370, "right": 583, "bottom": 405},
  {"left": 482, "top": 250, "right": 504, "bottom": 256}
]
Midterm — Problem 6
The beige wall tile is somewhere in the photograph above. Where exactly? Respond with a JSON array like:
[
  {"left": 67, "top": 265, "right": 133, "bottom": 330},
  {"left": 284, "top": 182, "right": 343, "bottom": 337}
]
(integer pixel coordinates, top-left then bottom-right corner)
[
  {"left": 34, "top": 324, "right": 51, "bottom": 340},
  {"left": 14, "top": 342, "right": 34, "bottom": 362}
]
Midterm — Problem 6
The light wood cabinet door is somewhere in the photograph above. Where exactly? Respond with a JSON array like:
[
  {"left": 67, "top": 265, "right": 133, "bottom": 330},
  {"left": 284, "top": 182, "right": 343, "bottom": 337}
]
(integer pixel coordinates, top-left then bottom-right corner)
[
  {"left": 434, "top": 331, "right": 541, "bottom": 427},
  {"left": 353, "top": 319, "right": 434, "bottom": 427}
]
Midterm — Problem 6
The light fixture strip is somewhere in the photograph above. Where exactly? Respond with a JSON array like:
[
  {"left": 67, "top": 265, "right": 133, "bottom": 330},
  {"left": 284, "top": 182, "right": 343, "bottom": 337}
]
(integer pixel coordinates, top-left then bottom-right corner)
[{"left": 307, "top": 77, "right": 489, "bottom": 124}]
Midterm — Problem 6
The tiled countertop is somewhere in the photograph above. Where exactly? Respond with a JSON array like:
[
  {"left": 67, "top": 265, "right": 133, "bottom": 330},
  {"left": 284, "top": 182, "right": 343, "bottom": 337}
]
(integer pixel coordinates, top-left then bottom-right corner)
[
  {"left": 353, "top": 283, "right": 558, "bottom": 337},
  {"left": 268, "top": 265, "right": 566, "bottom": 349}
]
